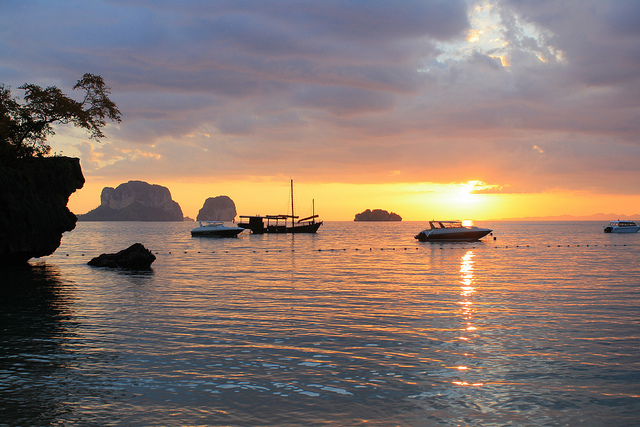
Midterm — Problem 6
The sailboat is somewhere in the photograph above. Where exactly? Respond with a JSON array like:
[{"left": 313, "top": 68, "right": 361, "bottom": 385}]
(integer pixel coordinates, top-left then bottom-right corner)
[{"left": 237, "top": 180, "right": 323, "bottom": 234}]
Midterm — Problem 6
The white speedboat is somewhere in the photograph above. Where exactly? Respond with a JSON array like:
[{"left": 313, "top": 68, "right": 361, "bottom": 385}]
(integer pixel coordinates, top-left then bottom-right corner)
[
  {"left": 603, "top": 220, "right": 640, "bottom": 233},
  {"left": 415, "top": 221, "right": 492, "bottom": 242},
  {"left": 191, "top": 221, "right": 244, "bottom": 237}
]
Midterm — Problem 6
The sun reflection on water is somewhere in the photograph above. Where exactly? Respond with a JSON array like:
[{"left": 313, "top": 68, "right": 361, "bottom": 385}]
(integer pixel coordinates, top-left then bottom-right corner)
[
  {"left": 459, "top": 250, "right": 476, "bottom": 321},
  {"left": 454, "top": 250, "right": 484, "bottom": 387}
]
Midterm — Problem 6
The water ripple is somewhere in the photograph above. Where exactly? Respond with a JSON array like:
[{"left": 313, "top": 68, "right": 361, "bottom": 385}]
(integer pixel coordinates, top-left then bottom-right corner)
[{"left": 1, "top": 221, "right": 638, "bottom": 426}]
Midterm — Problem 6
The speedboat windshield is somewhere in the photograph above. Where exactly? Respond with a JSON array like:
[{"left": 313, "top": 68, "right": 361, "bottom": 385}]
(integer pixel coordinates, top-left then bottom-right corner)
[
  {"left": 430, "top": 221, "right": 464, "bottom": 229},
  {"left": 200, "top": 221, "right": 224, "bottom": 227},
  {"left": 611, "top": 221, "right": 637, "bottom": 227}
]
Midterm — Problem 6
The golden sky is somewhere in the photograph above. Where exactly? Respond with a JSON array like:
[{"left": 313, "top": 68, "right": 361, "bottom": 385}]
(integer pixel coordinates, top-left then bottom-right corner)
[{"left": 3, "top": 0, "right": 640, "bottom": 220}]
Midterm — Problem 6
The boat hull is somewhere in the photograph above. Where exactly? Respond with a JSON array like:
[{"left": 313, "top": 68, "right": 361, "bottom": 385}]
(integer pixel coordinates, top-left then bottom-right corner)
[
  {"left": 287, "top": 222, "right": 323, "bottom": 233},
  {"left": 239, "top": 221, "right": 323, "bottom": 234},
  {"left": 604, "top": 226, "right": 640, "bottom": 233},
  {"left": 191, "top": 228, "right": 244, "bottom": 237}
]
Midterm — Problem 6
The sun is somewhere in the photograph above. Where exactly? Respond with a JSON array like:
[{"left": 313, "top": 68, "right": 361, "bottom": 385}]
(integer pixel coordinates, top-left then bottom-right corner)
[{"left": 453, "top": 181, "right": 482, "bottom": 205}]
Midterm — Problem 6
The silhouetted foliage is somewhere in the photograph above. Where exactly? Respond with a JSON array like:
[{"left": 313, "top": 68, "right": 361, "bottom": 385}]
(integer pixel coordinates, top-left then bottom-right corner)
[{"left": 0, "top": 73, "right": 121, "bottom": 160}]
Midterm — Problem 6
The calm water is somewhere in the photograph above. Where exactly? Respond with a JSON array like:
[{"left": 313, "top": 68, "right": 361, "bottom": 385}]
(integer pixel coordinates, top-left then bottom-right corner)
[{"left": 1, "top": 221, "right": 639, "bottom": 426}]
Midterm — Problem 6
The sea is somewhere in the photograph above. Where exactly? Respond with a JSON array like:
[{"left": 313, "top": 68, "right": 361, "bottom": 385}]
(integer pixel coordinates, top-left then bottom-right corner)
[{"left": 1, "top": 221, "right": 639, "bottom": 426}]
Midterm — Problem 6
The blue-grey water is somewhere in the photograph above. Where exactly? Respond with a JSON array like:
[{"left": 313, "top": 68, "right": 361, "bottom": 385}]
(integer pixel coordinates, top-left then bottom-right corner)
[{"left": 1, "top": 221, "right": 639, "bottom": 426}]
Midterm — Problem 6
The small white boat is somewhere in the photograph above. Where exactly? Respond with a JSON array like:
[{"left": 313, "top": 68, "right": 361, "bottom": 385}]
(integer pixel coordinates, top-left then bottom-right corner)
[
  {"left": 415, "top": 220, "right": 492, "bottom": 242},
  {"left": 191, "top": 221, "right": 244, "bottom": 237},
  {"left": 603, "top": 220, "right": 640, "bottom": 233}
]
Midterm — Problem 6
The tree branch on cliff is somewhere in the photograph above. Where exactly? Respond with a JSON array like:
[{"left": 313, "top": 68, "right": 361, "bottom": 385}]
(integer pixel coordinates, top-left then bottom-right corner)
[{"left": 0, "top": 73, "right": 122, "bottom": 160}]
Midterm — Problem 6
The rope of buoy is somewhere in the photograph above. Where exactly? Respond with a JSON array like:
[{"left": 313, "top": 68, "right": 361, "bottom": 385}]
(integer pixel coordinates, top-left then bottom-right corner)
[{"left": 75, "top": 242, "right": 630, "bottom": 258}]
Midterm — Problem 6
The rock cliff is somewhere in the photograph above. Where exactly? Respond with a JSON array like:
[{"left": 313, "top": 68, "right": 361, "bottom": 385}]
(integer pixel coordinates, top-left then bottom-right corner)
[
  {"left": 0, "top": 157, "right": 85, "bottom": 264},
  {"left": 79, "top": 180, "right": 183, "bottom": 221},
  {"left": 354, "top": 209, "right": 402, "bottom": 221},
  {"left": 196, "top": 196, "right": 237, "bottom": 221}
]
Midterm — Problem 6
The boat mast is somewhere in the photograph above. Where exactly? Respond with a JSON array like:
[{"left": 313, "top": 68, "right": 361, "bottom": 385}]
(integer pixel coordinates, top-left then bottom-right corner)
[{"left": 291, "top": 179, "right": 294, "bottom": 228}]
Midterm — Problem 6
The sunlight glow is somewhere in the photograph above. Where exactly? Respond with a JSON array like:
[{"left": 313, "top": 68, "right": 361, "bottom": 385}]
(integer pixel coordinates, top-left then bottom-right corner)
[
  {"left": 434, "top": 0, "right": 565, "bottom": 67},
  {"left": 67, "top": 178, "right": 640, "bottom": 221},
  {"left": 453, "top": 381, "right": 484, "bottom": 387},
  {"left": 451, "top": 181, "right": 483, "bottom": 207}
]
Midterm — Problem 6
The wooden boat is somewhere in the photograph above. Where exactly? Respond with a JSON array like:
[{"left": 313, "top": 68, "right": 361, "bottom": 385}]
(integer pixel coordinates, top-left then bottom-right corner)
[{"left": 238, "top": 180, "right": 322, "bottom": 234}]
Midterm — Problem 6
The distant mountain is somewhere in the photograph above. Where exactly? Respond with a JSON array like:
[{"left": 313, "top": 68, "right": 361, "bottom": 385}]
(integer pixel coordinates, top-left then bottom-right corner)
[
  {"left": 354, "top": 209, "right": 402, "bottom": 221},
  {"left": 78, "top": 180, "right": 183, "bottom": 221},
  {"left": 491, "top": 213, "right": 640, "bottom": 221}
]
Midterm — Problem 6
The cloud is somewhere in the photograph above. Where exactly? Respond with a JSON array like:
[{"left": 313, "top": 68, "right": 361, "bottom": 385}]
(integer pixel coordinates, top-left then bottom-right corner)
[{"left": 1, "top": 0, "right": 639, "bottom": 197}]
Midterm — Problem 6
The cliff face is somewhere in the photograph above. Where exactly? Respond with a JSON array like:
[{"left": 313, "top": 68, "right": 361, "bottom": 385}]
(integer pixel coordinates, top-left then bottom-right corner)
[
  {"left": 79, "top": 180, "right": 183, "bottom": 221},
  {"left": 354, "top": 209, "right": 402, "bottom": 221},
  {"left": 0, "top": 157, "right": 85, "bottom": 264},
  {"left": 196, "top": 196, "right": 237, "bottom": 221}
]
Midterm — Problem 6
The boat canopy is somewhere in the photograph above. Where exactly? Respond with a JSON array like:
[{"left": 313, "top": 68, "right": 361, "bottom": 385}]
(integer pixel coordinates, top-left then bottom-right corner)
[
  {"left": 198, "top": 221, "right": 224, "bottom": 226},
  {"left": 430, "top": 221, "right": 464, "bottom": 229}
]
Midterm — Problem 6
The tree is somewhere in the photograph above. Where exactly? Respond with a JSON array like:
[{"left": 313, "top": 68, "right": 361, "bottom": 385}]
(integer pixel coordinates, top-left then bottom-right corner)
[{"left": 0, "top": 73, "right": 122, "bottom": 159}]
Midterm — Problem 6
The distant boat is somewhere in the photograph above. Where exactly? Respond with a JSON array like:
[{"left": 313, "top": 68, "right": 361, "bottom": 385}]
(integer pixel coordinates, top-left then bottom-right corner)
[
  {"left": 238, "top": 180, "right": 323, "bottom": 234},
  {"left": 191, "top": 221, "right": 244, "bottom": 237},
  {"left": 603, "top": 220, "right": 640, "bottom": 233},
  {"left": 415, "top": 220, "right": 492, "bottom": 242}
]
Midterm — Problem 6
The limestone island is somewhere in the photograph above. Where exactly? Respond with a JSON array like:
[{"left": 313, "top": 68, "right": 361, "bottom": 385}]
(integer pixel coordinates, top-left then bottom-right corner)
[
  {"left": 196, "top": 195, "right": 237, "bottom": 221},
  {"left": 354, "top": 209, "right": 402, "bottom": 221},
  {"left": 78, "top": 180, "right": 184, "bottom": 221}
]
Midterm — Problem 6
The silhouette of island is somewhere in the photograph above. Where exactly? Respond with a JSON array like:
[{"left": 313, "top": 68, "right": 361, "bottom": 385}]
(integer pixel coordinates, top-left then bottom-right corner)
[
  {"left": 79, "top": 180, "right": 183, "bottom": 221},
  {"left": 491, "top": 213, "right": 640, "bottom": 221},
  {"left": 354, "top": 209, "right": 402, "bottom": 221},
  {"left": 196, "top": 196, "right": 237, "bottom": 221}
]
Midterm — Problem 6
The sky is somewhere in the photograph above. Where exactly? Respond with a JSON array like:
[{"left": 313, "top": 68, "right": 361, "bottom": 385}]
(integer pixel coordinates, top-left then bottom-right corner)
[{"left": 1, "top": 0, "right": 639, "bottom": 220}]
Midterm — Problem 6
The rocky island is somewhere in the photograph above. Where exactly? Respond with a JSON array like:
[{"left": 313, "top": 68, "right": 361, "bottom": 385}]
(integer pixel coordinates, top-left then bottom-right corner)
[
  {"left": 354, "top": 209, "right": 402, "bottom": 221},
  {"left": 79, "top": 180, "right": 184, "bottom": 221},
  {"left": 196, "top": 196, "right": 237, "bottom": 221}
]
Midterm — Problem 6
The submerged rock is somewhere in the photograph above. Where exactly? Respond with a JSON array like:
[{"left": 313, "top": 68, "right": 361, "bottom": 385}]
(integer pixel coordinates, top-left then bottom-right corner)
[
  {"left": 79, "top": 180, "right": 183, "bottom": 221},
  {"left": 0, "top": 156, "right": 85, "bottom": 264},
  {"left": 88, "top": 243, "right": 156, "bottom": 269},
  {"left": 354, "top": 209, "right": 402, "bottom": 221},
  {"left": 196, "top": 195, "right": 237, "bottom": 221}
]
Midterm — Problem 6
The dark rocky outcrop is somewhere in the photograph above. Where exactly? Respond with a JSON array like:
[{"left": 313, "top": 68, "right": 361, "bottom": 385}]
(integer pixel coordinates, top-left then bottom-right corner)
[
  {"left": 354, "top": 209, "right": 402, "bottom": 221},
  {"left": 87, "top": 243, "right": 156, "bottom": 269},
  {"left": 0, "top": 157, "right": 85, "bottom": 265},
  {"left": 196, "top": 196, "right": 237, "bottom": 221},
  {"left": 79, "top": 180, "right": 183, "bottom": 221}
]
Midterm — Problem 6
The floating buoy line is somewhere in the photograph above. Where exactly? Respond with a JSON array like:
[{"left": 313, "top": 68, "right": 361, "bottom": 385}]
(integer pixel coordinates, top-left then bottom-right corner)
[{"left": 63, "top": 243, "right": 630, "bottom": 258}]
